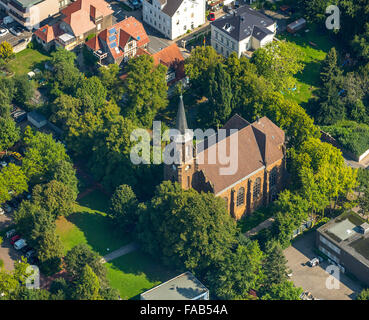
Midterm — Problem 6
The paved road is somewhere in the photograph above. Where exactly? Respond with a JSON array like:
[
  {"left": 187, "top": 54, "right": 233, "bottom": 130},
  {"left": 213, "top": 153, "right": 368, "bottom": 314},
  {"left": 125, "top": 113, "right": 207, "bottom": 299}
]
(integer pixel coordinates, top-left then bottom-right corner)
[
  {"left": 244, "top": 217, "right": 275, "bottom": 238},
  {"left": 101, "top": 242, "right": 139, "bottom": 263},
  {"left": 284, "top": 231, "right": 363, "bottom": 300}
]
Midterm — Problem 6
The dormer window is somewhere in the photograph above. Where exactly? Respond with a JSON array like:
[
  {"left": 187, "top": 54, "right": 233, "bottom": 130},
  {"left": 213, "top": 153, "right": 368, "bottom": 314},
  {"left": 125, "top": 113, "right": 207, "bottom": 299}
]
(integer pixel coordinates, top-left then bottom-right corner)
[{"left": 223, "top": 23, "right": 234, "bottom": 32}]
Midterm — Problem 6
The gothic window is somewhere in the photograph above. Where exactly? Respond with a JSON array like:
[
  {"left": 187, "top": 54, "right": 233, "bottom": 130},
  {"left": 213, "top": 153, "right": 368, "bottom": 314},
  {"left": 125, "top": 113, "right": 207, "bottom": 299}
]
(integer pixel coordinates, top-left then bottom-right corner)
[
  {"left": 269, "top": 167, "right": 278, "bottom": 188},
  {"left": 236, "top": 187, "right": 245, "bottom": 206},
  {"left": 253, "top": 178, "right": 261, "bottom": 200},
  {"left": 187, "top": 176, "right": 190, "bottom": 188}
]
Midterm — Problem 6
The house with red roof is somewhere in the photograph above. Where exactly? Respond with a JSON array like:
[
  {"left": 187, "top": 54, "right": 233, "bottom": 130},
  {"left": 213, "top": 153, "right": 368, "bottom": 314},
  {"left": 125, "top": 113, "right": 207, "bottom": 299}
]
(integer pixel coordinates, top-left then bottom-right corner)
[
  {"left": 85, "top": 16, "right": 149, "bottom": 65},
  {"left": 34, "top": 0, "right": 113, "bottom": 51},
  {"left": 120, "top": 43, "right": 185, "bottom": 85}
]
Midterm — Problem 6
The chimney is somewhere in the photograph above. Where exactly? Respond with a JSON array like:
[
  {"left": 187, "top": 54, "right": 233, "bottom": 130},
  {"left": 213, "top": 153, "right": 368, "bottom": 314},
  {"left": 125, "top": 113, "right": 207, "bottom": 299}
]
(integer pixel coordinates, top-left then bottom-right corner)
[{"left": 256, "top": 115, "right": 260, "bottom": 123}]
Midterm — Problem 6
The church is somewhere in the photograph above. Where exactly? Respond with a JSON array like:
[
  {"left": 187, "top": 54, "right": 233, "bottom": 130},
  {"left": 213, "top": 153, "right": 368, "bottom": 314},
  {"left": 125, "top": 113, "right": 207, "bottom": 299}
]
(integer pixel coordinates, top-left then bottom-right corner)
[{"left": 164, "top": 96, "right": 287, "bottom": 220}]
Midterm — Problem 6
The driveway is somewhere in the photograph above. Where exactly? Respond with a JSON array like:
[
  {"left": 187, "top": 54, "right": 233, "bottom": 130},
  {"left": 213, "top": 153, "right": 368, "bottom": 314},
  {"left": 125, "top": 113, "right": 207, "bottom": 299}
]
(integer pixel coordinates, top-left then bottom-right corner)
[
  {"left": 284, "top": 231, "right": 363, "bottom": 300},
  {"left": 0, "top": 214, "right": 20, "bottom": 271}
]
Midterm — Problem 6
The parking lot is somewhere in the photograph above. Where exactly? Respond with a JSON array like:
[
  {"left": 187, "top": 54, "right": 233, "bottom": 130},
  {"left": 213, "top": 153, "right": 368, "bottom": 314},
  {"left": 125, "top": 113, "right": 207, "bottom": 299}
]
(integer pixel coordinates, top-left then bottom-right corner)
[
  {"left": 0, "top": 214, "right": 19, "bottom": 271},
  {"left": 0, "top": 12, "right": 32, "bottom": 50},
  {"left": 284, "top": 231, "right": 363, "bottom": 300}
]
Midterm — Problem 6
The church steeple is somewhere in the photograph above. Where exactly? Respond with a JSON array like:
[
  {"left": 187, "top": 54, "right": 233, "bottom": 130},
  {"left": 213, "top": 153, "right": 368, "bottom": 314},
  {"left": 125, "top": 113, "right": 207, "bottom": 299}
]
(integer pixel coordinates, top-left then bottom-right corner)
[{"left": 176, "top": 94, "right": 188, "bottom": 135}]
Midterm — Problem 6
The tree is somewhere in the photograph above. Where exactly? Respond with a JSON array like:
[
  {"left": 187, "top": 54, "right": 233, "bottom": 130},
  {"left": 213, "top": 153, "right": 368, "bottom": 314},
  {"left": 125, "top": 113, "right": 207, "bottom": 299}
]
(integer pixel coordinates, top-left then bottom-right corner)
[
  {"left": 206, "top": 241, "right": 264, "bottom": 299},
  {"left": 13, "top": 74, "right": 35, "bottom": 106},
  {"left": 99, "top": 63, "right": 124, "bottom": 102},
  {"left": 357, "top": 288, "right": 369, "bottom": 300},
  {"left": 50, "top": 48, "right": 82, "bottom": 95},
  {"left": 185, "top": 46, "right": 223, "bottom": 96},
  {"left": 352, "top": 22, "right": 369, "bottom": 61},
  {"left": 0, "top": 116, "right": 20, "bottom": 151},
  {"left": 207, "top": 62, "right": 233, "bottom": 126},
  {"left": 76, "top": 76, "right": 107, "bottom": 112},
  {"left": 272, "top": 190, "right": 310, "bottom": 248},
  {"left": 64, "top": 244, "right": 107, "bottom": 283},
  {"left": 261, "top": 281, "right": 303, "bottom": 300},
  {"left": 262, "top": 240, "right": 289, "bottom": 289},
  {"left": 0, "top": 163, "right": 28, "bottom": 204},
  {"left": 73, "top": 265, "right": 100, "bottom": 300},
  {"left": 52, "top": 160, "right": 79, "bottom": 198},
  {"left": 320, "top": 47, "right": 342, "bottom": 84},
  {"left": 109, "top": 184, "right": 139, "bottom": 231},
  {"left": 22, "top": 127, "right": 70, "bottom": 184},
  {"left": 137, "top": 181, "right": 238, "bottom": 272},
  {"left": 36, "top": 230, "right": 64, "bottom": 276},
  {"left": 358, "top": 187, "right": 369, "bottom": 216},
  {"left": 123, "top": 54, "right": 168, "bottom": 126},
  {"left": 251, "top": 41, "right": 304, "bottom": 91},
  {"left": 32, "top": 180, "right": 76, "bottom": 218},
  {"left": 0, "top": 41, "right": 13, "bottom": 60}
]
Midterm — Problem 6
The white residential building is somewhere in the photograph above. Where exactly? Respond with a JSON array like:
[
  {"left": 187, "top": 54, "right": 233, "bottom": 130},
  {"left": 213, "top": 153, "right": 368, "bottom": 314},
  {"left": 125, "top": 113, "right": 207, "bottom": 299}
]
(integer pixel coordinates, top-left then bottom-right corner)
[
  {"left": 211, "top": 5, "right": 276, "bottom": 58},
  {"left": 143, "top": 0, "right": 206, "bottom": 40}
]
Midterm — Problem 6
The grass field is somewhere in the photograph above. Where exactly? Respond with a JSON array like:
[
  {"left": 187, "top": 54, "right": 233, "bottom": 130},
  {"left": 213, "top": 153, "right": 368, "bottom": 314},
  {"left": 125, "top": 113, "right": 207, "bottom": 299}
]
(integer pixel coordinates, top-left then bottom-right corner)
[
  {"left": 278, "top": 24, "right": 337, "bottom": 105},
  {"left": 56, "top": 190, "right": 132, "bottom": 256},
  {"left": 105, "top": 251, "right": 176, "bottom": 300},
  {"left": 238, "top": 206, "right": 274, "bottom": 233},
  {"left": 8, "top": 48, "right": 50, "bottom": 75}
]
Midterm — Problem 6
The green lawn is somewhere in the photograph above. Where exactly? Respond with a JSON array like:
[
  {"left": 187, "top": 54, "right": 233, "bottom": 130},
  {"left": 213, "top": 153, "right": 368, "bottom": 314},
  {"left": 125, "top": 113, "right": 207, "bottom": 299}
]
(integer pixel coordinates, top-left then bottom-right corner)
[
  {"left": 7, "top": 48, "right": 50, "bottom": 75},
  {"left": 278, "top": 24, "right": 337, "bottom": 105},
  {"left": 105, "top": 251, "right": 176, "bottom": 300},
  {"left": 56, "top": 190, "right": 132, "bottom": 256}
]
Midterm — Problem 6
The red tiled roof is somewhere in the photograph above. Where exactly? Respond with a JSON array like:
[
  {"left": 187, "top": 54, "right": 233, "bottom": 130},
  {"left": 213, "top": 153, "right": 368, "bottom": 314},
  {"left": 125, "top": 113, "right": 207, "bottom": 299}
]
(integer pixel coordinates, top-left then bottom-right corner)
[
  {"left": 152, "top": 43, "right": 185, "bottom": 81},
  {"left": 196, "top": 115, "right": 285, "bottom": 194},
  {"left": 114, "top": 16, "right": 149, "bottom": 47},
  {"left": 34, "top": 24, "right": 62, "bottom": 43},
  {"left": 85, "top": 35, "right": 101, "bottom": 51},
  {"left": 61, "top": 0, "right": 113, "bottom": 37}
]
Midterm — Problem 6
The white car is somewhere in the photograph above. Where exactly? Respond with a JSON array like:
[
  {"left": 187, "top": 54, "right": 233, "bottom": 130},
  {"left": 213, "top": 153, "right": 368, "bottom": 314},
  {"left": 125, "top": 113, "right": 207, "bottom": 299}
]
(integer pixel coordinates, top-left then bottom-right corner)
[
  {"left": 0, "top": 161, "right": 7, "bottom": 168},
  {"left": 14, "top": 239, "right": 27, "bottom": 250},
  {"left": 9, "top": 27, "right": 21, "bottom": 36},
  {"left": 0, "top": 28, "right": 8, "bottom": 36},
  {"left": 0, "top": 208, "right": 4, "bottom": 215}
]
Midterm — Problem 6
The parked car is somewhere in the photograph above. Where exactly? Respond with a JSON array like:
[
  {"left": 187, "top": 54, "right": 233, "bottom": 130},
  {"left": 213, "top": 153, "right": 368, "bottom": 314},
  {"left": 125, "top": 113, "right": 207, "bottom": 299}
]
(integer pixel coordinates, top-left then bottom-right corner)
[
  {"left": 0, "top": 161, "right": 7, "bottom": 168},
  {"left": 10, "top": 234, "right": 21, "bottom": 245},
  {"left": 0, "top": 28, "right": 8, "bottom": 37},
  {"left": 308, "top": 257, "right": 320, "bottom": 267},
  {"left": 25, "top": 249, "right": 35, "bottom": 259},
  {"left": 14, "top": 239, "right": 27, "bottom": 250},
  {"left": 0, "top": 207, "right": 4, "bottom": 215},
  {"left": 21, "top": 245, "right": 32, "bottom": 254},
  {"left": 6, "top": 229, "right": 16, "bottom": 238},
  {"left": 209, "top": 12, "right": 215, "bottom": 21},
  {"left": 9, "top": 27, "right": 21, "bottom": 36},
  {"left": 13, "top": 111, "right": 27, "bottom": 123}
]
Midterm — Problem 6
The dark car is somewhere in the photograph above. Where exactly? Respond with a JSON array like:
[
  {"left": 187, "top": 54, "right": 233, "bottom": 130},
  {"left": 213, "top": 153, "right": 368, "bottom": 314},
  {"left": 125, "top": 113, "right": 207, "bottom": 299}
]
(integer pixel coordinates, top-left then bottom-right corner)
[
  {"left": 28, "top": 256, "right": 39, "bottom": 265},
  {"left": 10, "top": 235, "right": 20, "bottom": 245},
  {"left": 13, "top": 111, "right": 27, "bottom": 123},
  {"left": 21, "top": 245, "right": 32, "bottom": 254}
]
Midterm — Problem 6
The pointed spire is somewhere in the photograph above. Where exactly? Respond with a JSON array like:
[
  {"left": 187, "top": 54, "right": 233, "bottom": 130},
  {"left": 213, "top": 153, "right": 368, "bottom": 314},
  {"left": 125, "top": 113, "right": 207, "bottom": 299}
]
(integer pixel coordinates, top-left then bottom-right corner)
[{"left": 175, "top": 94, "right": 188, "bottom": 135}]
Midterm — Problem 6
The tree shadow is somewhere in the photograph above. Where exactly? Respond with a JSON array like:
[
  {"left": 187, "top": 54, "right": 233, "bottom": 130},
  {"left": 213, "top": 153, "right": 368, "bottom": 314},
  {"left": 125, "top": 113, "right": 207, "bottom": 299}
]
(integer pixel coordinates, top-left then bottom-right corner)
[
  {"left": 66, "top": 211, "right": 132, "bottom": 256},
  {"left": 107, "top": 251, "right": 178, "bottom": 300}
]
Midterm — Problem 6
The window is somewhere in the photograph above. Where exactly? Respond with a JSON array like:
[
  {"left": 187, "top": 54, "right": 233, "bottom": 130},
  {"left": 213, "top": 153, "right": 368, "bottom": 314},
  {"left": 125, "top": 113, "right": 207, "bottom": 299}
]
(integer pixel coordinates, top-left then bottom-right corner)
[
  {"left": 184, "top": 25, "right": 187, "bottom": 30},
  {"left": 320, "top": 235, "right": 341, "bottom": 254},
  {"left": 253, "top": 177, "right": 261, "bottom": 200},
  {"left": 269, "top": 167, "right": 277, "bottom": 188},
  {"left": 237, "top": 187, "right": 245, "bottom": 206},
  {"left": 187, "top": 176, "right": 190, "bottom": 188}
]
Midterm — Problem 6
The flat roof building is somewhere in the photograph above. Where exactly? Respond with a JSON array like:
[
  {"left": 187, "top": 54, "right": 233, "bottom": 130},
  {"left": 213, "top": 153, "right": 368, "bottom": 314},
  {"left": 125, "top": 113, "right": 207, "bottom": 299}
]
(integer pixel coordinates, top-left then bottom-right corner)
[
  {"left": 316, "top": 212, "right": 369, "bottom": 286},
  {"left": 140, "top": 272, "right": 209, "bottom": 300}
]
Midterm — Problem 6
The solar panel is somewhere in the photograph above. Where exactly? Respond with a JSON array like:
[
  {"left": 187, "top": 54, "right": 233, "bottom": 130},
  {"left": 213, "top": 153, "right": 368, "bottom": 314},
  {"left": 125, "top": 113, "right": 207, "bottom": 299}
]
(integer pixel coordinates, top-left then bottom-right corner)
[
  {"left": 109, "top": 28, "right": 116, "bottom": 35},
  {"left": 137, "top": 36, "right": 140, "bottom": 40},
  {"left": 109, "top": 35, "right": 117, "bottom": 42},
  {"left": 109, "top": 42, "right": 117, "bottom": 48}
]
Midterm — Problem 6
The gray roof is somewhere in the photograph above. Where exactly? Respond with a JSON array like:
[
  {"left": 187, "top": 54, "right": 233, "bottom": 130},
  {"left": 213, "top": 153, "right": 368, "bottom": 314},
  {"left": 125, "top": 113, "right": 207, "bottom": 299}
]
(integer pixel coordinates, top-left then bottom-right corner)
[
  {"left": 27, "top": 110, "right": 46, "bottom": 123},
  {"left": 212, "top": 5, "right": 274, "bottom": 41},
  {"left": 176, "top": 94, "right": 188, "bottom": 134},
  {"left": 161, "top": 0, "right": 184, "bottom": 17},
  {"left": 140, "top": 272, "right": 208, "bottom": 300},
  {"left": 11, "top": 0, "right": 43, "bottom": 8}
]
